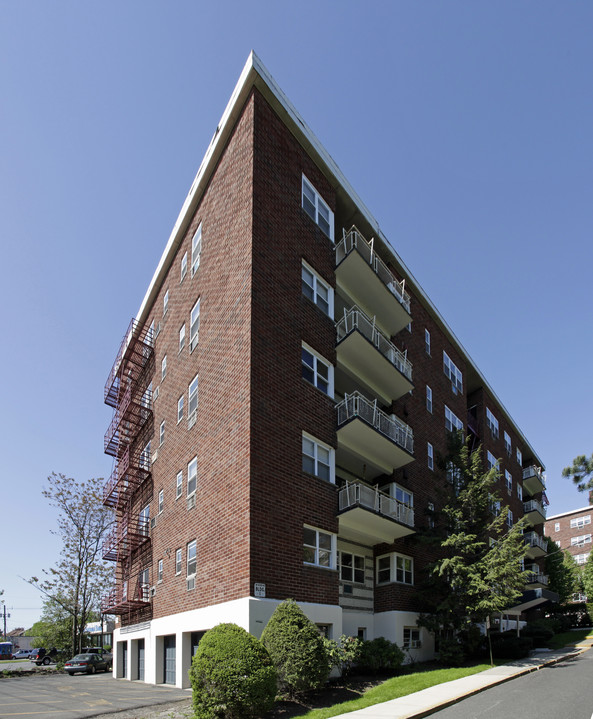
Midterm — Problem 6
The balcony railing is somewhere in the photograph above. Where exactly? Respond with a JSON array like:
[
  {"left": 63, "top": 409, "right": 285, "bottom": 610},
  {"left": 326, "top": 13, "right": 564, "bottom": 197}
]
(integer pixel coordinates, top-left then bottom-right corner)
[
  {"left": 105, "top": 319, "right": 154, "bottom": 407},
  {"left": 336, "top": 227, "right": 411, "bottom": 313},
  {"left": 339, "top": 481, "right": 414, "bottom": 527},
  {"left": 525, "top": 572, "right": 549, "bottom": 586},
  {"left": 101, "top": 579, "right": 150, "bottom": 615},
  {"left": 336, "top": 306, "right": 413, "bottom": 381},
  {"left": 523, "top": 499, "right": 547, "bottom": 519},
  {"left": 522, "top": 465, "right": 546, "bottom": 488},
  {"left": 336, "top": 392, "right": 414, "bottom": 455},
  {"left": 524, "top": 531, "right": 548, "bottom": 553}
]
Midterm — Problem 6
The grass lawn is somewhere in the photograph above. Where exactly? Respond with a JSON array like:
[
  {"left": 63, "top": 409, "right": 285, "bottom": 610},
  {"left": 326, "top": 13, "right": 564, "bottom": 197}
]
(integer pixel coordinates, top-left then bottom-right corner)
[
  {"left": 299, "top": 663, "right": 491, "bottom": 719},
  {"left": 546, "top": 627, "right": 593, "bottom": 650}
]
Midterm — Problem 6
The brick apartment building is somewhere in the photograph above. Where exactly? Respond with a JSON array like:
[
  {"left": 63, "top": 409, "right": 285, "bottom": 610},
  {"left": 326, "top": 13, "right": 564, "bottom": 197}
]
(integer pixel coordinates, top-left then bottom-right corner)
[
  {"left": 546, "top": 497, "right": 593, "bottom": 570},
  {"left": 101, "top": 52, "right": 549, "bottom": 687}
]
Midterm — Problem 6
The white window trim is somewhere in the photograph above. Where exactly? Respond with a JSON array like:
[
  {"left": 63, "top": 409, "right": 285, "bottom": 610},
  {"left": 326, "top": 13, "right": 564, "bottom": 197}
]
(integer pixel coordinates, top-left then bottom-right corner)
[
  {"left": 301, "top": 260, "right": 334, "bottom": 317},
  {"left": 175, "top": 548, "right": 182, "bottom": 575},
  {"left": 302, "top": 174, "right": 334, "bottom": 241},
  {"left": 301, "top": 342, "right": 334, "bottom": 397},
  {"left": 504, "top": 431, "right": 512, "bottom": 455},
  {"left": 427, "top": 442, "right": 434, "bottom": 471},
  {"left": 177, "top": 395, "right": 184, "bottom": 423},
  {"left": 191, "top": 223, "right": 202, "bottom": 276},
  {"left": 445, "top": 405, "right": 463, "bottom": 432},
  {"left": 486, "top": 450, "right": 497, "bottom": 472},
  {"left": 187, "top": 539, "right": 197, "bottom": 578},
  {"left": 158, "top": 489, "right": 164, "bottom": 514},
  {"left": 190, "top": 298, "right": 200, "bottom": 352},
  {"left": 505, "top": 469, "right": 512, "bottom": 494},
  {"left": 188, "top": 374, "right": 198, "bottom": 428},
  {"left": 570, "top": 515, "right": 591, "bottom": 529},
  {"left": 161, "top": 355, "right": 167, "bottom": 381},
  {"left": 179, "top": 323, "right": 186, "bottom": 352},
  {"left": 159, "top": 420, "right": 165, "bottom": 446},
  {"left": 302, "top": 432, "right": 335, "bottom": 483},
  {"left": 443, "top": 351, "right": 463, "bottom": 393},
  {"left": 426, "top": 385, "right": 432, "bottom": 413},
  {"left": 303, "top": 525, "right": 337, "bottom": 569},
  {"left": 424, "top": 329, "right": 431, "bottom": 356},
  {"left": 163, "top": 289, "right": 169, "bottom": 317},
  {"left": 176, "top": 471, "right": 183, "bottom": 500},
  {"left": 157, "top": 558, "right": 163, "bottom": 583},
  {"left": 180, "top": 252, "right": 187, "bottom": 281},
  {"left": 187, "top": 457, "right": 197, "bottom": 497},
  {"left": 376, "top": 552, "right": 414, "bottom": 586},
  {"left": 486, "top": 408, "right": 499, "bottom": 439}
]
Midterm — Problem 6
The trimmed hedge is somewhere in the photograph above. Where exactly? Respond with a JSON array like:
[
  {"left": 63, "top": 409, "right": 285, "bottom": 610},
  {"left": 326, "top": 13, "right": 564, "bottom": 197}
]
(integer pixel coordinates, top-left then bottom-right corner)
[
  {"left": 356, "top": 637, "right": 405, "bottom": 673},
  {"left": 261, "top": 599, "right": 330, "bottom": 696},
  {"left": 190, "top": 623, "right": 277, "bottom": 719}
]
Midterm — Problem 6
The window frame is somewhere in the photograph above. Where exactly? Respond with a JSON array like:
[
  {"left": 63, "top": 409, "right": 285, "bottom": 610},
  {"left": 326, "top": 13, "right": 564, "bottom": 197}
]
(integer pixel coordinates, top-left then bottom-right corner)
[
  {"left": 190, "top": 297, "right": 200, "bottom": 352},
  {"left": 302, "top": 174, "right": 334, "bottom": 241},
  {"left": 191, "top": 223, "right": 202, "bottom": 277},
  {"left": 427, "top": 442, "right": 434, "bottom": 471},
  {"left": 177, "top": 395, "right": 184, "bottom": 423},
  {"left": 179, "top": 323, "right": 186, "bottom": 352},
  {"left": 570, "top": 515, "right": 591, "bottom": 529},
  {"left": 424, "top": 329, "right": 431, "bottom": 356},
  {"left": 161, "top": 354, "right": 167, "bottom": 381},
  {"left": 426, "top": 385, "right": 433, "bottom": 413},
  {"left": 443, "top": 351, "right": 463, "bottom": 393},
  {"left": 302, "top": 432, "right": 335, "bottom": 483},
  {"left": 159, "top": 420, "right": 165, "bottom": 446},
  {"left": 176, "top": 471, "right": 183, "bottom": 500},
  {"left": 301, "top": 342, "right": 334, "bottom": 397},
  {"left": 301, "top": 260, "right": 333, "bottom": 317},
  {"left": 303, "top": 525, "right": 337, "bottom": 569},
  {"left": 403, "top": 627, "right": 421, "bottom": 649},
  {"left": 187, "top": 457, "right": 197, "bottom": 497},
  {"left": 175, "top": 548, "right": 182, "bottom": 575},
  {"left": 163, "top": 289, "right": 169, "bottom": 317},
  {"left": 157, "top": 558, "right": 163, "bottom": 583},
  {"left": 505, "top": 469, "right": 512, "bottom": 495},
  {"left": 180, "top": 252, "right": 187, "bottom": 281},
  {"left": 187, "top": 539, "right": 197, "bottom": 578},
  {"left": 516, "top": 447, "right": 523, "bottom": 465},
  {"left": 504, "top": 431, "right": 512, "bottom": 455},
  {"left": 158, "top": 489, "right": 164, "bottom": 514},
  {"left": 376, "top": 552, "right": 414, "bottom": 586},
  {"left": 339, "top": 551, "right": 365, "bottom": 584},
  {"left": 445, "top": 405, "right": 463, "bottom": 433},
  {"left": 188, "top": 374, "right": 198, "bottom": 427},
  {"left": 486, "top": 408, "right": 499, "bottom": 439}
]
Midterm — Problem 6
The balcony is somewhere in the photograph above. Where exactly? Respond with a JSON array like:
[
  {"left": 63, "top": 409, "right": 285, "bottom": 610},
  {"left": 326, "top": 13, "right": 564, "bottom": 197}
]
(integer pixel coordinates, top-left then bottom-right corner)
[
  {"left": 524, "top": 531, "right": 548, "bottom": 558},
  {"left": 102, "top": 514, "right": 150, "bottom": 562},
  {"left": 525, "top": 567, "right": 549, "bottom": 588},
  {"left": 338, "top": 481, "right": 415, "bottom": 544},
  {"left": 523, "top": 499, "right": 546, "bottom": 526},
  {"left": 522, "top": 465, "right": 546, "bottom": 495},
  {"left": 336, "top": 392, "right": 414, "bottom": 479},
  {"left": 335, "top": 227, "right": 411, "bottom": 336},
  {"left": 101, "top": 578, "right": 150, "bottom": 615},
  {"left": 336, "top": 306, "right": 413, "bottom": 404}
]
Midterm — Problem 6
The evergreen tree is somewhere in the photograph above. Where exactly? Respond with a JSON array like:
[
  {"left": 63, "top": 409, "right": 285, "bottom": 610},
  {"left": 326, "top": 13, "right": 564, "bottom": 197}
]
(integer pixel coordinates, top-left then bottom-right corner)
[
  {"left": 562, "top": 454, "right": 593, "bottom": 493},
  {"left": 417, "top": 434, "right": 527, "bottom": 660}
]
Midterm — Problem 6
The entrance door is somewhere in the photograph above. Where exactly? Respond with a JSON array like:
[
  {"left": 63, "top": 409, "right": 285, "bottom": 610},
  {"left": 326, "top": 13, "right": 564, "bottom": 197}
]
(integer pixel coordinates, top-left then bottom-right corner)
[
  {"left": 163, "top": 635, "right": 176, "bottom": 685},
  {"left": 137, "top": 639, "right": 145, "bottom": 681},
  {"left": 122, "top": 642, "right": 128, "bottom": 679}
]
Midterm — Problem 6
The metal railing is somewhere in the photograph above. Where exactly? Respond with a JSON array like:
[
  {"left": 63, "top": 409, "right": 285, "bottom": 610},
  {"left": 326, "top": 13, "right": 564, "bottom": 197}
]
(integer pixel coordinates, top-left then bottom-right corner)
[
  {"left": 336, "top": 306, "right": 413, "bottom": 381},
  {"left": 336, "top": 392, "right": 414, "bottom": 454},
  {"left": 523, "top": 499, "right": 547, "bottom": 518},
  {"left": 336, "top": 227, "right": 411, "bottom": 314},
  {"left": 522, "top": 465, "right": 546, "bottom": 488},
  {"left": 339, "top": 481, "right": 414, "bottom": 527},
  {"left": 525, "top": 572, "right": 549, "bottom": 586},
  {"left": 524, "top": 531, "right": 548, "bottom": 552}
]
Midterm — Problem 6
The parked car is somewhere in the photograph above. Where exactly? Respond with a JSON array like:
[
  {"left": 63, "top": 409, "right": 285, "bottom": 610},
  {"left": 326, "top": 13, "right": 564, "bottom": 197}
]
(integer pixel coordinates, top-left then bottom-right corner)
[
  {"left": 29, "top": 648, "right": 58, "bottom": 666},
  {"left": 64, "top": 653, "right": 110, "bottom": 675},
  {"left": 83, "top": 647, "right": 113, "bottom": 667},
  {"left": 12, "top": 649, "right": 34, "bottom": 660}
]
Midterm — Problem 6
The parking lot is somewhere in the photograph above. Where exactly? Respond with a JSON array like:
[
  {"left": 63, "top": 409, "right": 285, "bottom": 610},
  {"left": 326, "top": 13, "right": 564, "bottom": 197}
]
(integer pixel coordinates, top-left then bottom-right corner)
[{"left": 0, "top": 672, "right": 190, "bottom": 718}]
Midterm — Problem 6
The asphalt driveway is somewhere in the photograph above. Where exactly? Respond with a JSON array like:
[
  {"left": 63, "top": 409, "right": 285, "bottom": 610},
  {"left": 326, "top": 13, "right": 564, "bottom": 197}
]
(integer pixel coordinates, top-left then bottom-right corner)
[{"left": 0, "top": 672, "right": 190, "bottom": 718}]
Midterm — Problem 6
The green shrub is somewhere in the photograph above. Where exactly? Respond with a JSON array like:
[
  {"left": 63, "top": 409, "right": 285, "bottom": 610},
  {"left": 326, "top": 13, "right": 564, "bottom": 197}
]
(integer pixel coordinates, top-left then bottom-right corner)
[
  {"left": 190, "top": 623, "right": 277, "bottom": 719},
  {"left": 356, "top": 637, "right": 405, "bottom": 673},
  {"left": 521, "top": 622, "right": 554, "bottom": 647},
  {"left": 490, "top": 631, "right": 532, "bottom": 659},
  {"left": 437, "top": 637, "right": 466, "bottom": 666},
  {"left": 458, "top": 624, "right": 485, "bottom": 659},
  {"left": 323, "top": 635, "right": 362, "bottom": 674},
  {"left": 260, "top": 599, "right": 330, "bottom": 696}
]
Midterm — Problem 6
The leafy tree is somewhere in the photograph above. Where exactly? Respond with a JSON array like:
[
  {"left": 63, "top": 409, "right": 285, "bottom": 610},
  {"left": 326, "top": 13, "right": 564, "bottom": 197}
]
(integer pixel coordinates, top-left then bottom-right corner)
[
  {"left": 28, "top": 473, "right": 113, "bottom": 655},
  {"left": 417, "top": 434, "right": 528, "bottom": 663},
  {"left": 545, "top": 538, "right": 580, "bottom": 604},
  {"left": 29, "top": 599, "right": 73, "bottom": 650},
  {"left": 582, "top": 552, "right": 593, "bottom": 601},
  {"left": 562, "top": 454, "right": 593, "bottom": 493},
  {"left": 190, "top": 623, "right": 277, "bottom": 719},
  {"left": 260, "top": 599, "right": 329, "bottom": 696}
]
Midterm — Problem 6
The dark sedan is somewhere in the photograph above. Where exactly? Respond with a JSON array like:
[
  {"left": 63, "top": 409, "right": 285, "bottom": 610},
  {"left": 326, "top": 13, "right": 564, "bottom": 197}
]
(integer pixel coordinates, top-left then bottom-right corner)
[{"left": 64, "top": 653, "right": 110, "bottom": 675}]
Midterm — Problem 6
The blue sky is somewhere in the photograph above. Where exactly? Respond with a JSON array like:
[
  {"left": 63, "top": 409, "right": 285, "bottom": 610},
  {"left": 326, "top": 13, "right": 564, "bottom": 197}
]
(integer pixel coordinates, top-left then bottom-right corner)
[{"left": 1, "top": 1, "right": 592, "bottom": 632}]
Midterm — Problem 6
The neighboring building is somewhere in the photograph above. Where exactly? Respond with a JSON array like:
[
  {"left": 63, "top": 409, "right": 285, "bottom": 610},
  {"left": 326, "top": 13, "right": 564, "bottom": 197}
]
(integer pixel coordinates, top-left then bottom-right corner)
[
  {"left": 546, "top": 499, "right": 593, "bottom": 568},
  {"left": 101, "top": 52, "right": 548, "bottom": 687}
]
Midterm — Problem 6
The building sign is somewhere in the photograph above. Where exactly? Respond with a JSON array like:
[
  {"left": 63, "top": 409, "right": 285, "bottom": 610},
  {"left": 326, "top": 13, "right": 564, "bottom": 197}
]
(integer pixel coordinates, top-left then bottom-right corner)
[{"left": 254, "top": 583, "right": 266, "bottom": 598}]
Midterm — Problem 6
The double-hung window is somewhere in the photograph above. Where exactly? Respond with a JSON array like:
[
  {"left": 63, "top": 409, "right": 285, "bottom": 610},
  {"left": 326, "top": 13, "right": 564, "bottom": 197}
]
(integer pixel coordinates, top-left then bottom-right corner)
[
  {"left": 187, "top": 540, "right": 197, "bottom": 589},
  {"left": 163, "top": 289, "right": 169, "bottom": 316},
  {"left": 504, "top": 431, "right": 512, "bottom": 455},
  {"left": 517, "top": 483, "right": 523, "bottom": 500},
  {"left": 425, "top": 329, "right": 431, "bottom": 356},
  {"left": 507, "top": 510, "right": 513, "bottom": 528},
  {"left": 427, "top": 442, "right": 434, "bottom": 470},
  {"left": 301, "top": 261, "right": 333, "bottom": 316},
  {"left": 443, "top": 351, "right": 463, "bottom": 394},
  {"left": 301, "top": 343, "right": 333, "bottom": 396},
  {"left": 175, "top": 548, "right": 182, "bottom": 574},
  {"left": 572, "top": 534, "right": 592, "bottom": 547},
  {"left": 191, "top": 224, "right": 202, "bottom": 276},
  {"left": 179, "top": 323, "right": 186, "bottom": 352},
  {"left": 302, "top": 433, "right": 334, "bottom": 483},
  {"left": 376, "top": 552, "right": 413, "bottom": 585},
  {"left": 302, "top": 175, "right": 334, "bottom": 241},
  {"left": 445, "top": 406, "right": 463, "bottom": 433},
  {"left": 159, "top": 420, "right": 165, "bottom": 446},
  {"left": 426, "top": 385, "right": 432, "bottom": 413},
  {"left": 176, "top": 471, "right": 183, "bottom": 499},
  {"left": 139, "top": 504, "right": 150, "bottom": 536},
  {"left": 180, "top": 252, "right": 187, "bottom": 281},
  {"left": 570, "top": 515, "right": 591, "bottom": 529},
  {"left": 187, "top": 457, "right": 197, "bottom": 497},
  {"left": 188, "top": 374, "right": 198, "bottom": 428},
  {"left": 303, "top": 525, "right": 336, "bottom": 568},
  {"left": 340, "top": 552, "right": 365, "bottom": 583},
  {"left": 516, "top": 447, "right": 522, "bottom": 465},
  {"left": 486, "top": 408, "right": 499, "bottom": 439},
  {"left": 486, "top": 450, "right": 497, "bottom": 472},
  {"left": 190, "top": 298, "right": 200, "bottom": 351},
  {"left": 404, "top": 627, "right": 421, "bottom": 649},
  {"left": 158, "top": 558, "right": 163, "bottom": 582},
  {"left": 505, "top": 470, "right": 512, "bottom": 494},
  {"left": 140, "top": 441, "right": 151, "bottom": 470},
  {"left": 161, "top": 355, "right": 167, "bottom": 381},
  {"left": 158, "top": 489, "right": 164, "bottom": 514},
  {"left": 177, "top": 395, "right": 184, "bottom": 423}
]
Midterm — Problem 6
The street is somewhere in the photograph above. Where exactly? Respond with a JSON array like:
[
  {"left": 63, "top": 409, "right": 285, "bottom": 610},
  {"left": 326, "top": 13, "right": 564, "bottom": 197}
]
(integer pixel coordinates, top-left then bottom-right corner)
[{"left": 429, "top": 650, "right": 593, "bottom": 719}]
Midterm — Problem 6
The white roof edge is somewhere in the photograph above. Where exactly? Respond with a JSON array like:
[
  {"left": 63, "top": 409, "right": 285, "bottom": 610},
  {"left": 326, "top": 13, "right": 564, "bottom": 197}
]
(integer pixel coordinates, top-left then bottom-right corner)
[
  {"left": 134, "top": 50, "right": 544, "bottom": 467},
  {"left": 547, "top": 505, "right": 593, "bottom": 520}
]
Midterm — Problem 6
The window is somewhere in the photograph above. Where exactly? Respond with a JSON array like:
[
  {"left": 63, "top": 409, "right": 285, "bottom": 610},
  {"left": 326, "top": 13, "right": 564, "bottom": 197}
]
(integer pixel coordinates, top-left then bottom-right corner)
[
  {"left": 180, "top": 252, "right": 187, "bottom": 281},
  {"left": 486, "top": 450, "right": 497, "bottom": 471},
  {"left": 428, "top": 502, "right": 435, "bottom": 529},
  {"left": 301, "top": 261, "right": 333, "bottom": 317},
  {"left": 303, "top": 526, "right": 336, "bottom": 568},
  {"left": 158, "top": 489, "right": 164, "bottom": 514},
  {"left": 507, "top": 510, "right": 513, "bottom": 528},
  {"left": 340, "top": 552, "right": 365, "bottom": 583},
  {"left": 505, "top": 470, "right": 512, "bottom": 495},
  {"left": 572, "top": 534, "right": 592, "bottom": 547},
  {"left": 187, "top": 539, "right": 197, "bottom": 578},
  {"left": 517, "top": 483, "right": 523, "bottom": 501},
  {"left": 403, "top": 627, "right": 421, "bottom": 649},
  {"left": 554, "top": 522, "right": 560, "bottom": 532},
  {"left": 188, "top": 374, "right": 198, "bottom": 427},
  {"left": 163, "top": 289, "right": 169, "bottom": 316},
  {"left": 570, "top": 515, "right": 591, "bottom": 529},
  {"left": 376, "top": 553, "right": 413, "bottom": 585},
  {"left": 301, "top": 343, "right": 333, "bottom": 396},
  {"left": 516, "top": 447, "right": 522, "bottom": 465},
  {"left": 424, "top": 329, "right": 431, "bottom": 356},
  {"left": 187, "top": 457, "right": 197, "bottom": 497},
  {"left": 443, "top": 351, "right": 463, "bottom": 393},
  {"left": 486, "top": 408, "right": 499, "bottom": 439},
  {"left": 302, "top": 175, "right": 334, "bottom": 241},
  {"left": 302, "top": 433, "right": 334, "bottom": 483},
  {"left": 161, "top": 355, "right": 167, "bottom": 380},
  {"left": 575, "top": 553, "right": 590, "bottom": 565},
  {"left": 427, "top": 442, "right": 434, "bottom": 471},
  {"left": 191, "top": 223, "right": 202, "bottom": 276},
  {"left": 179, "top": 323, "right": 186, "bottom": 351},
  {"left": 139, "top": 504, "right": 150, "bottom": 536},
  {"left": 175, "top": 548, "right": 182, "bottom": 575},
  {"left": 176, "top": 471, "right": 183, "bottom": 499},
  {"left": 504, "top": 431, "right": 512, "bottom": 456},
  {"left": 389, "top": 483, "right": 413, "bottom": 507},
  {"left": 158, "top": 559, "right": 163, "bottom": 582},
  {"left": 159, "top": 420, "right": 165, "bottom": 446},
  {"left": 190, "top": 298, "right": 200, "bottom": 351},
  {"left": 445, "top": 405, "right": 463, "bottom": 433},
  {"left": 140, "top": 441, "right": 151, "bottom": 470},
  {"left": 490, "top": 499, "right": 501, "bottom": 516},
  {"left": 426, "top": 385, "right": 432, "bottom": 413},
  {"left": 177, "top": 395, "right": 184, "bottom": 423}
]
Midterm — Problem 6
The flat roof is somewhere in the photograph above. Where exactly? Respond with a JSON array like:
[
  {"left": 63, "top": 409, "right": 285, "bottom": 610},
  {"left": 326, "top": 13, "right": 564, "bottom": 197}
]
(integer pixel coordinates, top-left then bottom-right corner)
[
  {"left": 136, "top": 51, "right": 544, "bottom": 469},
  {"left": 547, "top": 505, "right": 593, "bottom": 520}
]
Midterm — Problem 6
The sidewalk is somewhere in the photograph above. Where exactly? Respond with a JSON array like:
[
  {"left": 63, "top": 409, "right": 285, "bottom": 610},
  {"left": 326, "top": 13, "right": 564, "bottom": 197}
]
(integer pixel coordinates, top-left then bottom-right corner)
[{"left": 330, "top": 637, "right": 593, "bottom": 719}]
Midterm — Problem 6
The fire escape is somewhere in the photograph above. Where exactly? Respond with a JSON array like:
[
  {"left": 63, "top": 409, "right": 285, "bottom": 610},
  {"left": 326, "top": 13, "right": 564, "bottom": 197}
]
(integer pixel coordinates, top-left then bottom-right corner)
[{"left": 101, "top": 319, "right": 154, "bottom": 615}]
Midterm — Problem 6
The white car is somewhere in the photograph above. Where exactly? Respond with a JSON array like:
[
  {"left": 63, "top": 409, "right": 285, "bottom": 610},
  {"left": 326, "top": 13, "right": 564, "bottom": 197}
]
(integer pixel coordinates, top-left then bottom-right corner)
[{"left": 12, "top": 649, "right": 34, "bottom": 660}]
